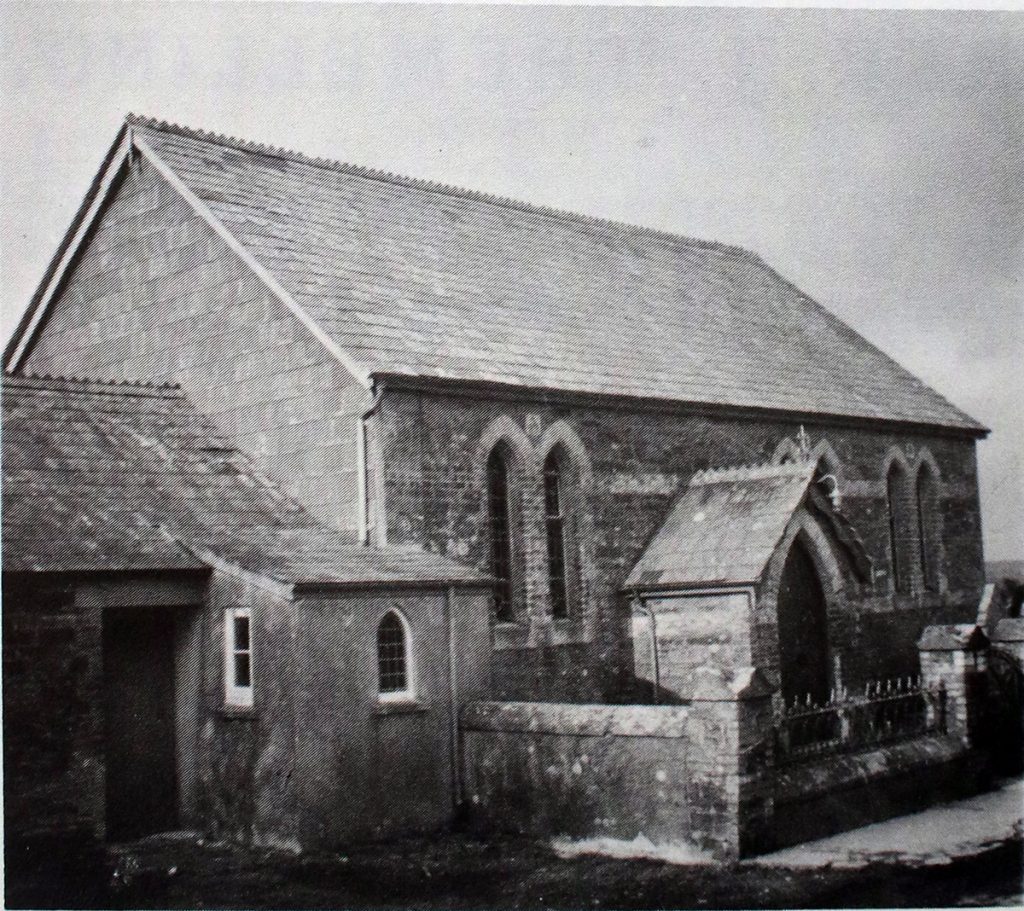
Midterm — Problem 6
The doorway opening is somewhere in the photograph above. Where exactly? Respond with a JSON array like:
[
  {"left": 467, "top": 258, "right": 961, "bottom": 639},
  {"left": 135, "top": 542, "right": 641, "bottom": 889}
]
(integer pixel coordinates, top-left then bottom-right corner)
[
  {"left": 776, "top": 536, "right": 831, "bottom": 708},
  {"left": 102, "top": 608, "right": 186, "bottom": 841}
]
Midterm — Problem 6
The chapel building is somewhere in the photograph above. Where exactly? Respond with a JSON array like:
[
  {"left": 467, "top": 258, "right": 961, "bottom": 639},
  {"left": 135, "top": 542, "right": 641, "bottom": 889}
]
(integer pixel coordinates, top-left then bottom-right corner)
[{"left": 2, "top": 116, "right": 989, "bottom": 852}]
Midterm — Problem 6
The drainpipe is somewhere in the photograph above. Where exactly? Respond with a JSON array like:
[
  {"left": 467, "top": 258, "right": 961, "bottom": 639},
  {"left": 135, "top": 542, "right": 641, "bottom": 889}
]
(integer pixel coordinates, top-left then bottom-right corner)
[
  {"left": 632, "top": 595, "right": 661, "bottom": 704},
  {"left": 358, "top": 381, "right": 386, "bottom": 545},
  {"left": 445, "top": 585, "right": 462, "bottom": 813}
]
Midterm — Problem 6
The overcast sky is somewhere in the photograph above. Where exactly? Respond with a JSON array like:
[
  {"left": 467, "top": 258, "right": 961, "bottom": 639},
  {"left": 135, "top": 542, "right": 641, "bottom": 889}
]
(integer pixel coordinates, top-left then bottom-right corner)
[{"left": 1, "top": 3, "right": 1021, "bottom": 560}]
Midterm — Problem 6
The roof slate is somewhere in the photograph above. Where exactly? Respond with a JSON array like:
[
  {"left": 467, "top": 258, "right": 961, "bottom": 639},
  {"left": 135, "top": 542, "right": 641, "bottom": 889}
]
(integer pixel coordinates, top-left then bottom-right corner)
[
  {"left": 624, "top": 460, "right": 818, "bottom": 590},
  {"left": 2, "top": 374, "right": 484, "bottom": 587},
  {"left": 126, "top": 116, "right": 980, "bottom": 432}
]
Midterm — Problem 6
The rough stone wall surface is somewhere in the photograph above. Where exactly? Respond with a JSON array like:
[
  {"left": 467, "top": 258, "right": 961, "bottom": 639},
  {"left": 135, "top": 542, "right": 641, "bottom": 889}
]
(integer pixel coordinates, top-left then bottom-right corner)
[
  {"left": 376, "top": 389, "right": 985, "bottom": 702},
  {"left": 772, "top": 735, "right": 981, "bottom": 848},
  {"left": 2, "top": 577, "right": 97, "bottom": 842},
  {"left": 632, "top": 593, "right": 752, "bottom": 702},
  {"left": 460, "top": 700, "right": 743, "bottom": 859},
  {"left": 22, "top": 158, "right": 370, "bottom": 536},
  {"left": 2, "top": 572, "right": 207, "bottom": 845}
]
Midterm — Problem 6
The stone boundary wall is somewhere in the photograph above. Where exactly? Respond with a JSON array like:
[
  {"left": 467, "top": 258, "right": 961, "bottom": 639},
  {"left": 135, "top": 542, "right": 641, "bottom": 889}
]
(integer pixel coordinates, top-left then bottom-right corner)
[
  {"left": 461, "top": 620, "right": 994, "bottom": 862},
  {"left": 773, "top": 735, "right": 981, "bottom": 848},
  {"left": 460, "top": 700, "right": 743, "bottom": 860}
]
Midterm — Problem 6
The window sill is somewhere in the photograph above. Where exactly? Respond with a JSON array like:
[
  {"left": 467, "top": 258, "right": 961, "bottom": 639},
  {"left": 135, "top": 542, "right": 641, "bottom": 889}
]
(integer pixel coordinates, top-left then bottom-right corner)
[
  {"left": 372, "top": 699, "right": 428, "bottom": 717},
  {"left": 493, "top": 620, "right": 530, "bottom": 650},
  {"left": 550, "top": 616, "right": 591, "bottom": 646},
  {"left": 218, "top": 704, "right": 257, "bottom": 720},
  {"left": 493, "top": 616, "right": 593, "bottom": 650}
]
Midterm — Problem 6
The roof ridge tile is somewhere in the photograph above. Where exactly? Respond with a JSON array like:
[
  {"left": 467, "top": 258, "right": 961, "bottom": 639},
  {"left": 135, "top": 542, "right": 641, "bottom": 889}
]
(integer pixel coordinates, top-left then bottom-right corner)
[
  {"left": 125, "top": 112, "right": 758, "bottom": 260},
  {"left": 4, "top": 371, "right": 183, "bottom": 395}
]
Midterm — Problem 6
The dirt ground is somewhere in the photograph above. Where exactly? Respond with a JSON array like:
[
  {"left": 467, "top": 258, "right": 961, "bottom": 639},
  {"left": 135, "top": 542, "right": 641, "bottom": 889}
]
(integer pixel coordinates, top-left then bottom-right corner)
[{"left": 5, "top": 830, "right": 1023, "bottom": 910}]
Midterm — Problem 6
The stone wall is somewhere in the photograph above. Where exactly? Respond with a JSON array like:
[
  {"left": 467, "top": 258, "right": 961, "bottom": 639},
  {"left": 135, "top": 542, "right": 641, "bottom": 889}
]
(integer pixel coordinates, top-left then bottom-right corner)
[
  {"left": 772, "top": 736, "right": 982, "bottom": 848},
  {"left": 461, "top": 702, "right": 711, "bottom": 854},
  {"left": 461, "top": 673, "right": 774, "bottom": 861},
  {"left": 2, "top": 576, "right": 98, "bottom": 843},
  {"left": 375, "top": 387, "right": 985, "bottom": 702},
  {"left": 22, "top": 157, "right": 370, "bottom": 537},
  {"left": 461, "top": 645, "right": 986, "bottom": 860},
  {"left": 2, "top": 571, "right": 207, "bottom": 845}
]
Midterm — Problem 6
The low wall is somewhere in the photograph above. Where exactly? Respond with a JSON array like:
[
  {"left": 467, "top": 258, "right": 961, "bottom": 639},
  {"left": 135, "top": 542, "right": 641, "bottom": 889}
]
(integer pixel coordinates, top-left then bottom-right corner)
[
  {"left": 462, "top": 627, "right": 995, "bottom": 862},
  {"left": 460, "top": 700, "right": 742, "bottom": 860},
  {"left": 773, "top": 735, "right": 982, "bottom": 848}
]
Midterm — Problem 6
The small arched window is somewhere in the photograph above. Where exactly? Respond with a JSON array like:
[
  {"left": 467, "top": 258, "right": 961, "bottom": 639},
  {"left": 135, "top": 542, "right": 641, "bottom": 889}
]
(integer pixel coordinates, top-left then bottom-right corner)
[
  {"left": 916, "top": 465, "right": 939, "bottom": 591},
  {"left": 487, "top": 445, "right": 515, "bottom": 621},
  {"left": 544, "top": 448, "right": 571, "bottom": 619},
  {"left": 377, "top": 611, "right": 411, "bottom": 700},
  {"left": 887, "top": 463, "right": 910, "bottom": 594}
]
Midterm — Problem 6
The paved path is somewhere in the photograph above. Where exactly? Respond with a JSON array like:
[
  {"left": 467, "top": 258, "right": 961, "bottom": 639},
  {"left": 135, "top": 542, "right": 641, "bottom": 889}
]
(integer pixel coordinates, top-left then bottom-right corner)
[{"left": 749, "top": 776, "right": 1024, "bottom": 869}]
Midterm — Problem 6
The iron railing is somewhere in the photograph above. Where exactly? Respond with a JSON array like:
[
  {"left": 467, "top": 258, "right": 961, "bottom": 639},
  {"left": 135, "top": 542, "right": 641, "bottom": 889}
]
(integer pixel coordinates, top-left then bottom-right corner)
[{"left": 774, "top": 676, "right": 947, "bottom": 765}]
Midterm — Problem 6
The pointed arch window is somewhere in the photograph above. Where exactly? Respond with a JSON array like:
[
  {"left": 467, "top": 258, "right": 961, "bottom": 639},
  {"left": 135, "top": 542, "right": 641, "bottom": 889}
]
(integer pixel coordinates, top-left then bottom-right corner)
[
  {"left": 916, "top": 465, "right": 939, "bottom": 591},
  {"left": 487, "top": 445, "right": 515, "bottom": 621},
  {"left": 887, "top": 463, "right": 910, "bottom": 594},
  {"left": 377, "top": 610, "right": 412, "bottom": 700},
  {"left": 544, "top": 449, "right": 571, "bottom": 619}
]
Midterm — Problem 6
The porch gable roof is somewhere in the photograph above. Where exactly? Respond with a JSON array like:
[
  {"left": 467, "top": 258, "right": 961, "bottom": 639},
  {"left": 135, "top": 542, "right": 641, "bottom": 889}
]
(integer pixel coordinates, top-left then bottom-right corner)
[{"left": 624, "top": 460, "right": 819, "bottom": 592}]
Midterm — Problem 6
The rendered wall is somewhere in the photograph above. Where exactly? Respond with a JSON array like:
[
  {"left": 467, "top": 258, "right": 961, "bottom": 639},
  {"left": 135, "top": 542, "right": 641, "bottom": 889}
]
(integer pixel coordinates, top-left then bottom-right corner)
[
  {"left": 631, "top": 593, "right": 752, "bottom": 702},
  {"left": 21, "top": 158, "right": 370, "bottom": 536},
  {"left": 293, "top": 587, "right": 492, "bottom": 849},
  {"left": 460, "top": 698, "right": 759, "bottom": 860},
  {"left": 196, "top": 572, "right": 302, "bottom": 850}
]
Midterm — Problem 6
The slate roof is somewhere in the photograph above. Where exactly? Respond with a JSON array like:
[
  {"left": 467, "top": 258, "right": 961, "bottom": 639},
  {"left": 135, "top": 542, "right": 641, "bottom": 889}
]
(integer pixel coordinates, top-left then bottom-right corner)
[
  {"left": 1, "top": 374, "right": 485, "bottom": 588},
  {"left": 114, "top": 116, "right": 981, "bottom": 432},
  {"left": 624, "top": 460, "right": 820, "bottom": 590}
]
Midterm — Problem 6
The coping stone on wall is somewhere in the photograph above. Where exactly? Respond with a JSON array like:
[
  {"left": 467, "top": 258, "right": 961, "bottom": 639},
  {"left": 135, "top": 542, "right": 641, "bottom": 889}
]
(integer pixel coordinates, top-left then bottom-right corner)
[
  {"left": 689, "top": 666, "right": 775, "bottom": 702},
  {"left": 460, "top": 701, "right": 691, "bottom": 738},
  {"left": 917, "top": 624, "right": 989, "bottom": 652},
  {"left": 993, "top": 618, "right": 1024, "bottom": 643}
]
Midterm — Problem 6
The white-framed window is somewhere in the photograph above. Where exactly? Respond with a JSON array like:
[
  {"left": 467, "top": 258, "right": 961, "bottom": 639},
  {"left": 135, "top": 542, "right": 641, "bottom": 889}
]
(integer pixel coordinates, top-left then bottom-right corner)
[
  {"left": 224, "top": 607, "right": 253, "bottom": 708},
  {"left": 377, "top": 609, "right": 414, "bottom": 702}
]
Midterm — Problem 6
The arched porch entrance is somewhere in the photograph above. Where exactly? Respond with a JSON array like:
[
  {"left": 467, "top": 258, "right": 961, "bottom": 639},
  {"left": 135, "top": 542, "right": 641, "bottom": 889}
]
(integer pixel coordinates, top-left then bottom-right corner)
[{"left": 776, "top": 536, "right": 831, "bottom": 706}]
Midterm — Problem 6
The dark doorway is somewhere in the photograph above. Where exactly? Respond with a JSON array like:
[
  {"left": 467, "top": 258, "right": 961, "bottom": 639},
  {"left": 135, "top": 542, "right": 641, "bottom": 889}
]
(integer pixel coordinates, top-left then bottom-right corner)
[
  {"left": 102, "top": 610, "right": 178, "bottom": 840},
  {"left": 777, "top": 536, "right": 831, "bottom": 707}
]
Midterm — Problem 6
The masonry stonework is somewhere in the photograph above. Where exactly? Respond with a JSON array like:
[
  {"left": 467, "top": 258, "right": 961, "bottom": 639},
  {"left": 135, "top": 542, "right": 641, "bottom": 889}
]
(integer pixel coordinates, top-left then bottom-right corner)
[
  {"left": 374, "top": 387, "right": 984, "bottom": 702},
  {"left": 23, "top": 158, "right": 370, "bottom": 537}
]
